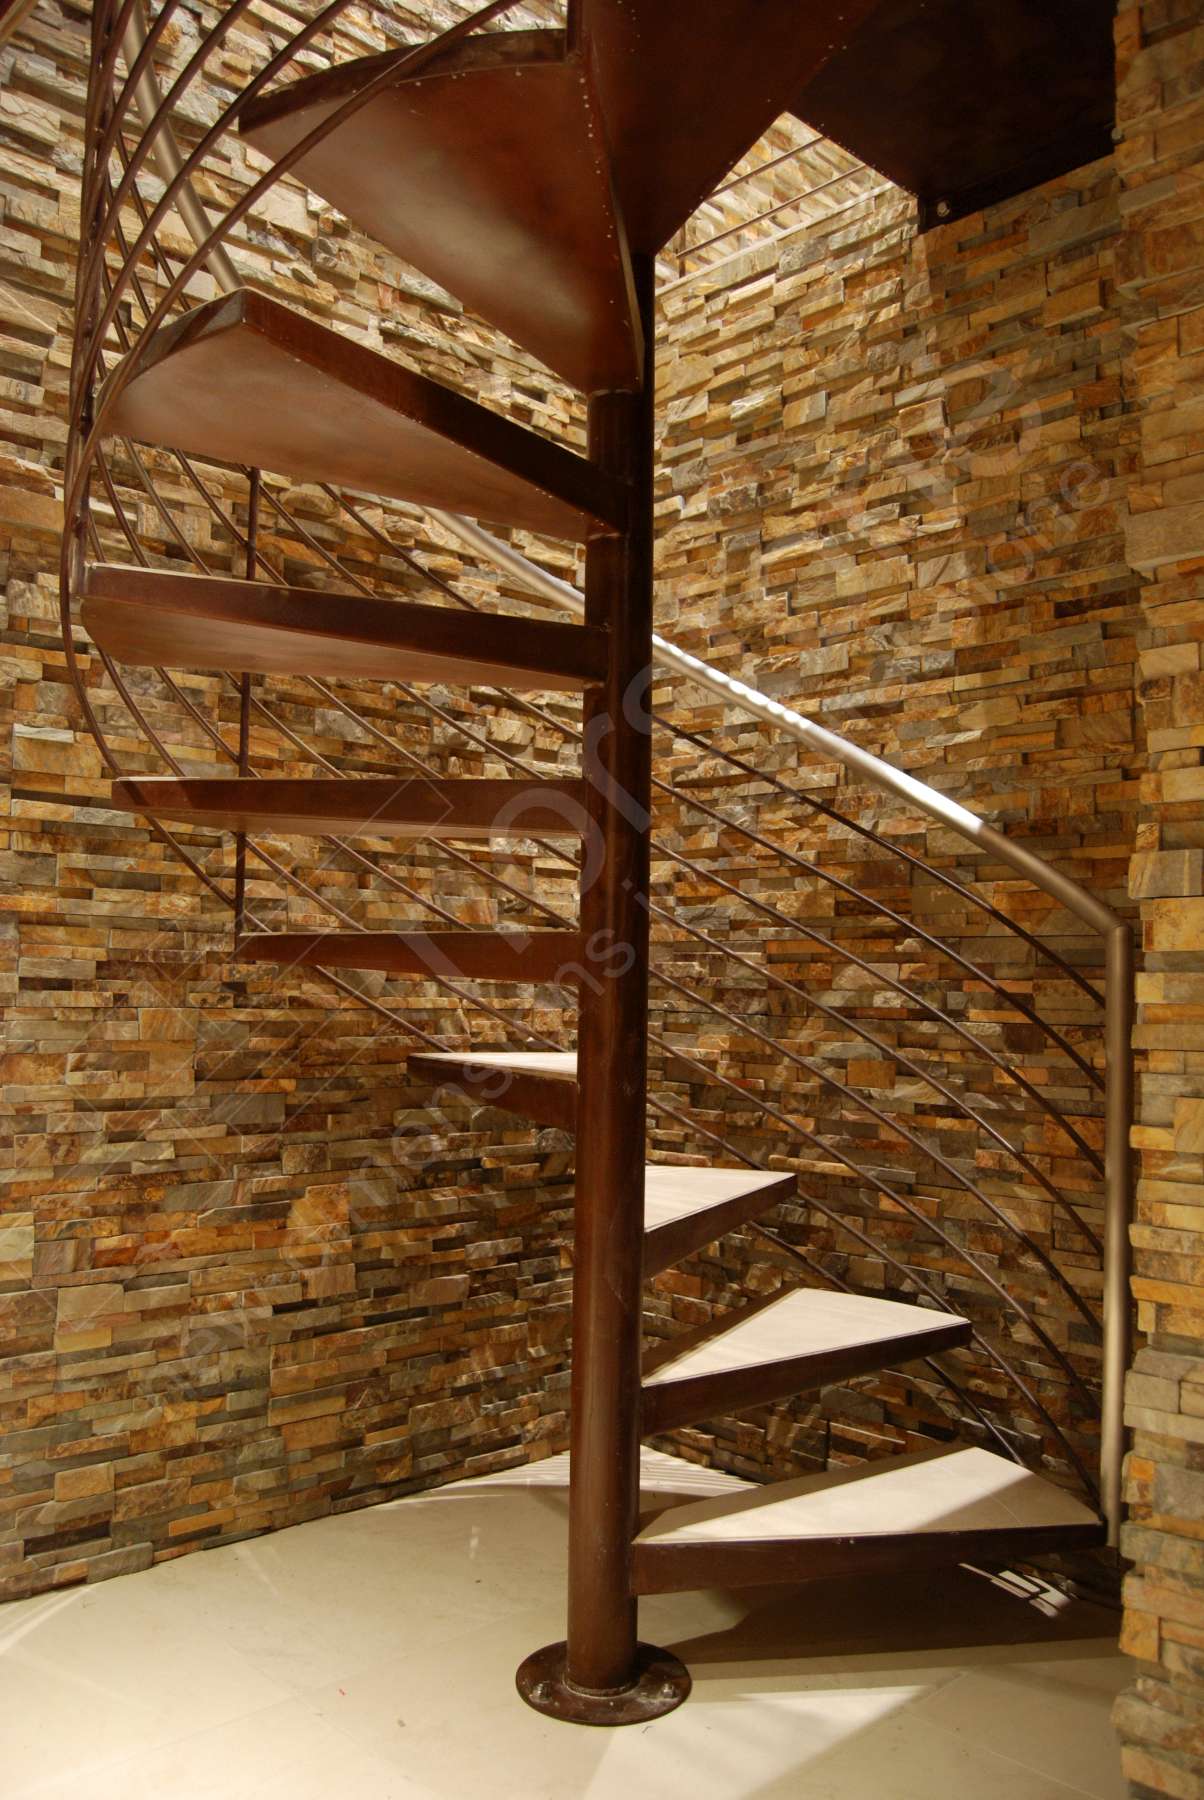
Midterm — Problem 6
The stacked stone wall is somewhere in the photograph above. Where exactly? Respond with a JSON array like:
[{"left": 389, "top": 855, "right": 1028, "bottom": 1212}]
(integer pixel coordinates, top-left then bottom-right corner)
[{"left": 1112, "top": 4, "right": 1204, "bottom": 1795}]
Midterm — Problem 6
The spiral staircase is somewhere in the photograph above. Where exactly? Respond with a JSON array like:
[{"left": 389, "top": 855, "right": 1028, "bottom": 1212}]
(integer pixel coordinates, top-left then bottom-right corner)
[{"left": 63, "top": 0, "right": 1131, "bottom": 1726}]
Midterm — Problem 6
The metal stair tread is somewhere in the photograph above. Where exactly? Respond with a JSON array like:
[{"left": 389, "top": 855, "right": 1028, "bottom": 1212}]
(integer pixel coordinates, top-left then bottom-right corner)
[
  {"left": 240, "top": 29, "right": 642, "bottom": 393},
  {"left": 643, "top": 1287, "right": 970, "bottom": 1389},
  {"left": 81, "top": 565, "right": 610, "bottom": 691},
  {"left": 643, "top": 1166, "right": 792, "bottom": 1232},
  {"left": 634, "top": 1445, "right": 1102, "bottom": 1546},
  {"left": 99, "top": 288, "right": 625, "bottom": 541},
  {"left": 412, "top": 1048, "right": 578, "bottom": 1080},
  {"left": 237, "top": 930, "right": 582, "bottom": 981},
  {"left": 580, "top": 0, "right": 882, "bottom": 251},
  {"left": 642, "top": 1166, "right": 796, "bottom": 1277},
  {"left": 789, "top": 0, "right": 1116, "bottom": 229},
  {"left": 109, "top": 776, "right": 587, "bottom": 839}
]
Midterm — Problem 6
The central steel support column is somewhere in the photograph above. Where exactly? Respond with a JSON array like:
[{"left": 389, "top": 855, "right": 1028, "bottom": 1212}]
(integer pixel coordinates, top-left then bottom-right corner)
[{"left": 516, "top": 258, "right": 690, "bottom": 1726}]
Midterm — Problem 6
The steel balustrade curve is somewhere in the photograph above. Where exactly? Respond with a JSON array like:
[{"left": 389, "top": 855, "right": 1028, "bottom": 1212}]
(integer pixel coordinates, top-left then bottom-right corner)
[
  {"left": 641, "top": 1021, "right": 1101, "bottom": 1412},
  {"left": 649, "top": 965, "right": 1104, "bottom": 1337},
  {"left": 638, "top": 1074, "right": 1101, "bottom": 1490},
  {"left": 659, "top": 717, "right": 1105, "bottom": 1003},
  {"left": 217, "top": 628, "right": 1110, "bottom": 1309},
  {"left": 224, "top": 498, "right": 1110, "bottom": 1182},
  {"left": 57, "top": 0, "right": 1134, "bottom": 1542}
]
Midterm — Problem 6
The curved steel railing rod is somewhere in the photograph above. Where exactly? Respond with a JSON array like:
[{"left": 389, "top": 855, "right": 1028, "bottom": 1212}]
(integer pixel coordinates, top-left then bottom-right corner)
[
  {"left": 636, "top": 1095, "right": 1092, "bottom": 1486},
  {"left": 286, "top": 673, "right": 1106, "bottom": 1276},
  {"left": 85, "top": 538, "right": 558, "bottom": 1055},
  {"left": 80, "top": 0, "right": 337, "bottom": 325},
  {"left": 644, "top": 1022, "right": 1100, "bottom": 1411},
  {"left": 746, "top": 1224, "right": 1030, "bottom": 1468},
  {"left": 69, "top": 31, "right": 457, "bottom": 1056},
  {"left": 300, "top": 627, "right": 1100, "bottom": 1179},
  {"left": 271, "top": 501, "right": 1109, "bottom": 1155},
  {"left": 652, "top": 839, "right": 1105, "bottom": 1173},
  {"left": 433, "top": 513, "right": 1124, "bottom": 941},
  {"left": 240, "top": 679, "right": 577, "bottom": 930},
  {"left": 300, "top": 546, "right": 1108, "bottom": 1195},
  {"left": 428, "top": 533, "right": 1132, "bottom": 1538},
  {"left": 71, "top": 0, "right": 523, "bottom": 469},
  {"left": 311, "top": 521, "right": 1104, "bottom": 1057},
  {"left": 649, "top": 768, "right": 1104, "bottom": 1088},
  {"left": 244, "top": 486, "right": 580, "bottom": 928},
  {"left": 334, "top": 515, "right": 1106, "bottom": 1091},
  {"left": 263, "top": 637, "right": 1106, "bottom": 1267},
  {"left": 96, "top": 558, "right": 1099, "bottom": 1500},
  {"left": 652, "top": 966, "right": 1102, "bottom": 1337},
  {"left": 120, "top": 0, "right": 241, "bottom": 295},
  {"left": 124, "top": 661, "right": 556, "bottom": 1049},
  {"left": 252, "top": 487, "right": 1108, "bottom": 1205},
  {"left": 660, "top": 716, "right": 1105, "bottom": 1004},
  {"left": 649, "top": 908, "right": 1104, "bottom": 1252},
  {"left": 778, "top": 1194, "right": 1101, "bottom": 1499},
  {"left": 143, "top": 464, "right": 1105, "bottom": 1421},
  {"left": 621, "top": 1082, "right": 1090, "bottom": 1483},
  {"left": 159, "top": 669, "right": 496, "bottom": 939},
  {"left": 274, "top": 634, "right": 1106, "bottom": 1261}
]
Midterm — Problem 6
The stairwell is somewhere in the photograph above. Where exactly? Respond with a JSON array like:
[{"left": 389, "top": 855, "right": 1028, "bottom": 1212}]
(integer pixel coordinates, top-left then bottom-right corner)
[{"left": 22, "top": 0, "right": 1141, "bottom": 1731}]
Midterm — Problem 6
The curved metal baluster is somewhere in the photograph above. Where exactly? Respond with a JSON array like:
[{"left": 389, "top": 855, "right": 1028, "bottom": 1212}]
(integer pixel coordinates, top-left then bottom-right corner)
[
  {"left": 637, "top": 1089, "right": 1096, "bottom": 1492},
  {"left": 660, "top": 716, "right": 1104, "bottom": 1003},
  {"left": 652, "top": 965, "right": 1102, "bottom": 1336},
  {"left": 650, "top": 773, "right": 1104, "bottom": 1089},
  {"left": 644, "top": 1024, "right": 1100, "bottom": 1412},
  {"left": 63, "top": 0, "right": 1132, "bottom": 1542},
  {"left": 257, "top": 501, "right": 1108, "bottom": 1177},
  {"left": 646, "top": 900, "right": 1103, "bottom": 1252},
  {"left": 652, "top": 838, "right": 1105, "bottom": 1173},
  {"left": 742, "top": 1225, "right": 1031, "bottom": 1469}
]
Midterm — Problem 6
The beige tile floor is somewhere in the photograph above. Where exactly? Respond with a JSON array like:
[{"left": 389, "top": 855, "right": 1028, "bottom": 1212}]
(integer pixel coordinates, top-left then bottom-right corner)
[{"left": 0, "top": 1448, "right": 1130, "bottom": 1800}]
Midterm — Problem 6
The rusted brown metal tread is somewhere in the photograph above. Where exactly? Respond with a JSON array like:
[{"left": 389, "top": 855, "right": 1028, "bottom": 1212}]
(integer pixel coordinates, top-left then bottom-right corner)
[
  {"left": 401, "top": 1061, "right": 795, "bottom": 1261},
  {"left": 237, "top": 929, "right": 582, "bottom": 982},
  {"left": 576, "top": 0, "right": 881, "bottom": 252},
  {"left": 409, "top": 1048, "right": 577, "bottom": 1130},
  {"left": 642, "top": 1167, "right": 796, "bottom": 1277},
  {"left": 641, "top": 1288, "right": 972, "bottom": 1436},
  {"left": 99, "top": 289, "right": 626, "bottom": 541},
  {"left": 240, "top": 30, "right": 641, "bottom": 395},
  {"left": 109, "top": 775, "right": 587, "bottom": 839},
  {"left": 80, "top": 565, "right": 609, "bottom": 691},
  {"left": 790, "top": 0, "right": 1116, "bottom": 230},
  {"left": 631, "top": 1445, "right": 1106, "bottom": 1594}
]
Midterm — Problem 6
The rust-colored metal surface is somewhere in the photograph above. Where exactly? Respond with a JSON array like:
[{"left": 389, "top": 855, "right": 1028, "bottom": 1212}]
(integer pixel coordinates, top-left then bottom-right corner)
[
  {"left": 63, "top": 0, "right": 1128, "bottom": 1726},
  {"left": 515, "top": 1640, "right": 691, "bottom": 1726},
  {"left": 641, "top": 1168, "right": 797, "bottom": 1279},
  {"left": 577, "top": 0, "right": 882, "bottom": 251},
  {"left": 408, "top": 1051, "right": 578, "bottom": 1131},
  {"left": 556, "top": 254, "right": 658, "bottom": 1709},
  {"left": 101, "top": 290, "right": 627, "bottom": 540},
  {"left": 241, "top": 31, "right": 642, "bottom": 394},
  {"left": 109, "top": 774, "right": 588, "bottom": 839},
  {"left": 631, "top": 1519, "right": 1109, "bottom": 1595},
  {"left": 237, "top": 930, "right": 584, "bottom": 981},
  {"left": 640, "top": 1290, "right": 972, "bottom": 1438},
  {"left": 81, "top": 564, "right": 610, "bottom": 690},
  {"left": 793, "top": 0, "right": 1116, "bottom": 227}
]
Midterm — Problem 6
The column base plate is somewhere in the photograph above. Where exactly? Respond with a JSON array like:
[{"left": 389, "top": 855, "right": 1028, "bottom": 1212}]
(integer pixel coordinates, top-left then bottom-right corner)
[{"left": 515, "top": 1640, "right": 691, "bottom": 1727}]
